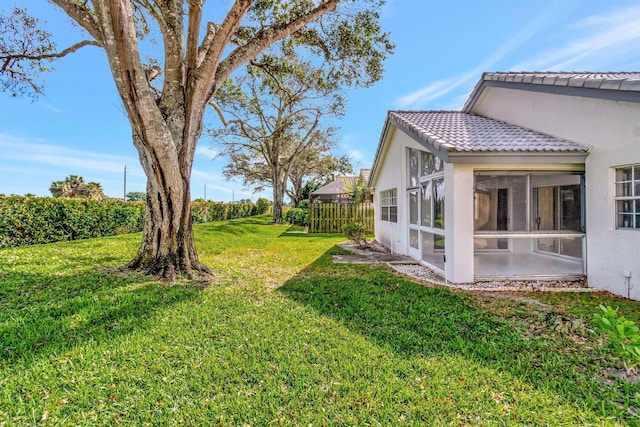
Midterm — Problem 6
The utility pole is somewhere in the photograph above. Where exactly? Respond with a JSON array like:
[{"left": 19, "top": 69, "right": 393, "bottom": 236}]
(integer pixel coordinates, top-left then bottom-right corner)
[
  {"left": 123, "top": 164, "right": 127, "bottom": 202},
  {"left": 204, "top": 182, "right": 207, "bottom": 202}
]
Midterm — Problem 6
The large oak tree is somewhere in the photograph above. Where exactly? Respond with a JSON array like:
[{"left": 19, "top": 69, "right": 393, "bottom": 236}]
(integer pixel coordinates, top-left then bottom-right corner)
[
  {"left": 212, "top": 54, "right": 345, "bottom": 223},
  {"left": 0, "top": 1, "right": 392, "bottom": 279}
]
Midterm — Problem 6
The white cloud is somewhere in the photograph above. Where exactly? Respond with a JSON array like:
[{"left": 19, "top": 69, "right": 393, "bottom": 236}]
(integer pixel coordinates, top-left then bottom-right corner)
[
  {"left": 511, "top": 6, "right": 640, "bottom": 71},
  {"left": 0, "top": 133, "right": 143, "bottom": 177},
  {"left": 39, "top": 101, "right": 62, "bottom": 113},
  {"left": 349, "top": 149, "right": 364, "bottom": 161},
  {"left": 393, "top": 10, "right": 555, "bottom": 109},
  {"left": 196, "top": 146, "right": 219, "bottom": 160},
  {"left": 339, "top": 135, "right": 372, "bottom": 167},
  {"left": 394, "top": 78, "right": 463, "bottom": 110}
]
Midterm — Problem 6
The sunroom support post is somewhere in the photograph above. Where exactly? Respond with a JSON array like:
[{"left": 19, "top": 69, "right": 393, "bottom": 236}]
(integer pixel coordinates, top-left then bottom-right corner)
[{"left": 444, "top": 163, "right": 475, "bottom": 283}]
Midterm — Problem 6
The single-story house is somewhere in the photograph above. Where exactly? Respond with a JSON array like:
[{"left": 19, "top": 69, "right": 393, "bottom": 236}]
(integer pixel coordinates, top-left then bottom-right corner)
[
  {"left": 310, "top": 169, "right": 372, "bottom": 204},
  {"left": 369, "top": 72, "right": 640, "bottom": 300}
]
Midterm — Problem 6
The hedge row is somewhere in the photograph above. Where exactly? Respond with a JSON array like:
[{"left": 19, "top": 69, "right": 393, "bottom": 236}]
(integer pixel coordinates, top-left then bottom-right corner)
[
  {"left": 0, "top": 196, "right": 269, "bottom": 248},
  {"left": 191, "top": 201, "right": 258, "bottom": 223},
  {"left": 0, "top": 197, "right": 145, "bottom": 248}
]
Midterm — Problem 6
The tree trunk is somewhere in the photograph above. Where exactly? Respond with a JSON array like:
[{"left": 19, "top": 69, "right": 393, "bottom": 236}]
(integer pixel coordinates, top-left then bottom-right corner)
[
  {"left": 127, "top": 134, "right": 211, "bottom": 280},
  {"left": 289, "top": 173, "right": 303, "bottom": 208},
  {"left": 80, "top": 0, "right": 342, "bottom": 279},
  {"left": 272, "top": 172, "right": 285, "bottom": 224}
]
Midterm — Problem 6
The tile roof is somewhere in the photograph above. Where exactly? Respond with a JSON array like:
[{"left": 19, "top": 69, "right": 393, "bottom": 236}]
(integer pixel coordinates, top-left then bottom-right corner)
[
  {"left": 359, "top": 168, "right": 371, "bottom": 184},
  {"left": 389, "top": 111, "right": 590, "bottom": 153},
  {"left": 464, "top": 72, "right": 640, "bottom": 112},
  {"left": 310, "top": 176, "right": 357, "bottom": 195},
  {"left": 482, "top": 72, "right": 640, "bottom": 91}
]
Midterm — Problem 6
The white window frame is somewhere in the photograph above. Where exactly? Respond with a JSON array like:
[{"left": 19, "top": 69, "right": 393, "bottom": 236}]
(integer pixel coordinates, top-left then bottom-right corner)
[
  {"left": 406, "top": 148, "right": 446, "bottom": 270},
  {"left": 380, "top": 188, "right": 397, "bottom": 223},
  {"left": 614, "top": 163, "right": 640, "bottom": 230}
]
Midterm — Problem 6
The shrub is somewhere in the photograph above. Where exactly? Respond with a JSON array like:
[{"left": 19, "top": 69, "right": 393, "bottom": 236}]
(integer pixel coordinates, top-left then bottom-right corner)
[
  {"left": 191, "top": 201, "right": 256, "bottom": 223},
  {"left": 342, "top": 222, "right": 367, "bottom": 248},
  {"left": 594, "top": 305, "right": 640, "bottom": 370},
  {"left": 0, "top": 196, "right": 145, "bottom": 247},
  {"left": 255, "top": 198, "right": 272, "bottom": 214},
  {"left": 0, "top": 197, "right": 260, "bottom": 248},
  {"left": 284, "top": 208, "right": 308, "bottom": 226}
]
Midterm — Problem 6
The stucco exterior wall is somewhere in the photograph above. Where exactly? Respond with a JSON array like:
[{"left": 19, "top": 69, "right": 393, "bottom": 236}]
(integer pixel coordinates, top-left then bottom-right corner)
[
  {"left": 472, "top": 87, "right": 640, "bottom": 298},
  {"left": 373, "top": 127, "right": 441, "bottom": 258},
  {"left": 373, "top": 127, "right": 405, "bottom": 255}
]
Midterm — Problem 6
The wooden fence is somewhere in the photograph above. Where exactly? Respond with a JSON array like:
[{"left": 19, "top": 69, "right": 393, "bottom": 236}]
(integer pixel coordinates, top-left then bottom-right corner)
[{"left": 308, "top": 202, "right": 375, "bottom": 234}]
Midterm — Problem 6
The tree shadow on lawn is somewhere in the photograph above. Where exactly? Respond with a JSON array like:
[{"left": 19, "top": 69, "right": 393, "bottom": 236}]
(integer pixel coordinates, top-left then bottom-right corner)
[
  {"left": 0, "top": 268, "right": 201, "bottom": 367},
  {"left": 278, "top": 246, "right": 635, "bottom": 422},
  {"left": 195, "top": 217, "right": 283, "bottom": 240}
]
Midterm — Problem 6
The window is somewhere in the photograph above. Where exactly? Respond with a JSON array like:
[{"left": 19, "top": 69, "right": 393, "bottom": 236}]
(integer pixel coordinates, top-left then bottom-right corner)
[
  {"left": 409, "top": 190, "right": 419, "bottom": 225},
  {"left": 405, "top": 148, "right": 445, "bottom": 268},
  {"left": 615, "top": 164, "right": 640, "bottom": 229},
  {"left": 422, "top": 231, "right": 445, "bottom": 270},
  {"left": 407, "top": 149, "right": 419, "bottom": 188},
  {"left": 380, "top": 189, "right": 397, "bottom": 223},
  {"left": 421, "top": 181, "right": 432, "bottom": 227},
  {"left": 433, "top": 178, "right": 445, "bottom": 229}
]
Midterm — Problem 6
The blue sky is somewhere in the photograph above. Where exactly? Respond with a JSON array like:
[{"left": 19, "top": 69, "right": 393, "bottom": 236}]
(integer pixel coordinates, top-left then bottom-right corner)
[{"left": 1, "top": 0, "right": 640, "bottom": 201}]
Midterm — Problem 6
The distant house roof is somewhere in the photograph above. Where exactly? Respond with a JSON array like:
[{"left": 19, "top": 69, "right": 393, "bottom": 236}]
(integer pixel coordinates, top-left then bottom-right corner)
[
  {"left": 310, "top": 169, "right": 371, "bottom": 198},
  {"left": 310, "top": 176, "right": 357, "bottom": 196},
  {"left": 464, "top": 71, "right": 640, "bottom": 112},
  {"left": 359, "top": 169, "right": 371, "bottom": 184}
]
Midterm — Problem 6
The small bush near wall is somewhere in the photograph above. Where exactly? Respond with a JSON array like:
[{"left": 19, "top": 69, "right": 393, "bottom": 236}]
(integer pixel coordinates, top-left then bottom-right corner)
[{"left": 0, "top": 197, "right": 261, "bottom": 248}]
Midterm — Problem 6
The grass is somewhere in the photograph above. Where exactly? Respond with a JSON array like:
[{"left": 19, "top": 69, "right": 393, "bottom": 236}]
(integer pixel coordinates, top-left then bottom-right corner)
[{"left": 0, "top": 214, "right": 638, "bottom": 425}]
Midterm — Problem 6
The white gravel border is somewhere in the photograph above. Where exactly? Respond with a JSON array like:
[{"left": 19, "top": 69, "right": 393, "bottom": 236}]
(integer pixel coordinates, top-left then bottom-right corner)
[
  {"left": 389, "top": 263, "right": 600, "bottom": 293},
  {"left": 339, "top": 241, "right": 601, "bottom": 293}
]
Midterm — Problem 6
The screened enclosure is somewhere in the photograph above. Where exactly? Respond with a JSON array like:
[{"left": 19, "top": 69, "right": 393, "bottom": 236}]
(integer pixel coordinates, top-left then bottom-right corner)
[
  {"left": 407, "top": 148, "right": 446, "bottom": 271},
  {"left": 473, "top": 172, "right": 585, "bottom": 278}
]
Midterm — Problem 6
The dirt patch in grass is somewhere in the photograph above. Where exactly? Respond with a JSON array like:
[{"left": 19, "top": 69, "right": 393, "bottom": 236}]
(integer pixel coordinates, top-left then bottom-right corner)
[
  {"left": 475, "top": 291, "right": 553, "bottom": 309},
  {"left": 604, "top": 368, "right": 640, "bottom": 385}
]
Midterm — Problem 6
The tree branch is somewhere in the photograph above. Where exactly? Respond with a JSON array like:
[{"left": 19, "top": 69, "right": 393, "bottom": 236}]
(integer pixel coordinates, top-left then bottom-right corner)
[
  {"left": 201, "top": 0, "right": 253, "bottom": 75},
  {"left": 50, "top": 0, "right": 105, "bottom": 44},
  {"left": 208, "top": 99, "right": 229, "bottom": 126},
  {"left": 214, "top": 0, "right": 339, "bottom": 87},
  {"left": 0, "top": 40, "right": 101, "bottom": 64},
  {"left": 186, "top": 0, "right": 203, "bottom": 71},
  {"left": 198, "top": 22, "right": 220, "bottom": 66},
  {"left": 0, "top": 67, "right": 41, "bottom": 93},
  {"left": 156, "top": 0, "right": 185, "bottom": 114}
]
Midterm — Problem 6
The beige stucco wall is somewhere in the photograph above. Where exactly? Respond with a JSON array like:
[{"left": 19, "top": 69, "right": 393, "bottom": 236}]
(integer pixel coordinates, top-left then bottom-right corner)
[
  {"left": 473, "top": 87, "right": 640, "bottom": 299},
  {"left": 373, "top": 126, "right": 405, "bottom": 254}
]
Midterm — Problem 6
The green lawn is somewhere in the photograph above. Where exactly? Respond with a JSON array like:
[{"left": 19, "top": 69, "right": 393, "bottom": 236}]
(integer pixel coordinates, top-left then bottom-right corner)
[{"left": 1, "top": 215, "right": 638, "bottom": 425}]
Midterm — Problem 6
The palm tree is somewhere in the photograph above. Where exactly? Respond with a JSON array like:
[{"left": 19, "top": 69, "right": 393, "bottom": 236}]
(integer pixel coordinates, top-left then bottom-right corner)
[
  {"left": 86, "top": 182, "right": 105, "bottom": 200},
  {"left": 49, "top": 175, "right": 100, "bottom": 199}
]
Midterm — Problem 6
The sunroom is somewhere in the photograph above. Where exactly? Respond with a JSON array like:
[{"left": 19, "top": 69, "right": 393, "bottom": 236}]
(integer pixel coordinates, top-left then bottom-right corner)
[
  {"left": 371, "top": 111, "right": 591, "bottom": 284},
  {"left": 472, "top": 171, "right": 585, "bottom": 279}
]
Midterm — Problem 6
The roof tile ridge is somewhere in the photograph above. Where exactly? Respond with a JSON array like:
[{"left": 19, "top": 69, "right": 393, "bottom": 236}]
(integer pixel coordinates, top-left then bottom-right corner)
[{"left": 390, "top": 110, "right": 465, "bottom": 114}]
